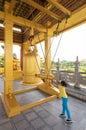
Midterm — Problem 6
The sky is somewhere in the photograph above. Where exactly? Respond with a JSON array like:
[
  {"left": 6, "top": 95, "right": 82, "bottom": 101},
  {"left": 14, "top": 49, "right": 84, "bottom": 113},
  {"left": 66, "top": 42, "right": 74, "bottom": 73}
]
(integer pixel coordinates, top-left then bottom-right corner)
[
  {"left": 0, "top": 23, "right": 86, "bottom": 61},
  {"left": 37, "top": 23, "right": 86, "bottom": 61}
]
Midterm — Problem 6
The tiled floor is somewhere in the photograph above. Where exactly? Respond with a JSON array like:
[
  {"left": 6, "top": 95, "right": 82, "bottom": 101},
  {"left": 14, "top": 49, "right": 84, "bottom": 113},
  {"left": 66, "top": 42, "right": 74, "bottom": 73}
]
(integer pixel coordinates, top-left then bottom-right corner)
[{"left": 0, "top": 78, "right": 86, "bottom": 130}]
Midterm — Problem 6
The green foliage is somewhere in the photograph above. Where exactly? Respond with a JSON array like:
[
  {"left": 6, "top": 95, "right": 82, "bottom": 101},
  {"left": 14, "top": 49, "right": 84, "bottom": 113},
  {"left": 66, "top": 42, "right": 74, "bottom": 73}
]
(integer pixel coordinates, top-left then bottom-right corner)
[
  {"left": 60, "top": 60, "right": 74, "bottom": 72},
  {"left": 80, "top": 61, "right": 86, "bottom": 72},
  {"left": 0, "top": 56, "right": 4, "bottom": 67},
  {"left": 50, "top": 60, "right": 86, "bottom": 72}
]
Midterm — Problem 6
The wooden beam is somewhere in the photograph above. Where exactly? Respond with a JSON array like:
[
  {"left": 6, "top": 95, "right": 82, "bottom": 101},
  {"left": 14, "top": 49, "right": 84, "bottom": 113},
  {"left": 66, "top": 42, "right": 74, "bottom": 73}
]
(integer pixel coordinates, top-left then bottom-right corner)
[
  {"left": 72, "top": 3, "right": 86, "bottom": 14},
  {"left": 33, "top": 3, "right": 54, "bottom": 23},
  {"left": 8, "top": 0, "right": 16, "bottom": 14},
  {"left": 0, "top": 11, "right": 4, "bottom": 20},
  {"left": 33, "top": 32, "right": 45, "bottom": 44},
  {"left": 47, "top": 0, "right": 71, "bottom": 16},
  {"left": 13, "top": 15, "right": 46, "bottom": 32},
  {"left": 0, "top": 11, "right": 46, "bottom": 32},
  {"left": 20, "top": 95, "right": 57, "bottom": 112},
  {"left": 21, "top": 0, "right": 62, "bottom": 21},
  {"left": 50, "top": 6, "right": 86, "bottom": 35},
  {"left": 35, "top": 6, "right": 86, "bottom": 43},
  {"left": 25, "top": 8, "right": 35, "bottom": 18}
]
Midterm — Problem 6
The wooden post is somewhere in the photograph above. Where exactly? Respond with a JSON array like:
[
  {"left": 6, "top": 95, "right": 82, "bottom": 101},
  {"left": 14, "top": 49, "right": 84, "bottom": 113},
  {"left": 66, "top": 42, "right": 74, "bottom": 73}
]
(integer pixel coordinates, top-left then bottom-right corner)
[{"left": 74, "top": 56, "right": 80, "bottom": 89}]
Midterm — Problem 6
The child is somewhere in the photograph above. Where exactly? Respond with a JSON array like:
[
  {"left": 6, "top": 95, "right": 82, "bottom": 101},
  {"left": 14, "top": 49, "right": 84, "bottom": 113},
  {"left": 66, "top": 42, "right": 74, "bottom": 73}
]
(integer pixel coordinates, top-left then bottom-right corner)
[{"left": 57, "top": 80, "right": 72, "bottom": 123}]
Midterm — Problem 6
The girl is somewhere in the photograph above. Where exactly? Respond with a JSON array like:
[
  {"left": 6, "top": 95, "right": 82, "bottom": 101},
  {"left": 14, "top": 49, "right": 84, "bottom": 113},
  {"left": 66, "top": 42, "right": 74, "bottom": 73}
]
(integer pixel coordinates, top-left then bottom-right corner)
[{"left": 57, "top": 80, "right": 72, "bottom": 123}]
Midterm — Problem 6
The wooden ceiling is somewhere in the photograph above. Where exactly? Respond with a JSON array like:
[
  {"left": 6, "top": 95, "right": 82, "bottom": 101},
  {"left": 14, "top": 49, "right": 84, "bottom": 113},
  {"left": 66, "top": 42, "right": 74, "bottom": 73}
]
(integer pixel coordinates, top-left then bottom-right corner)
[{"left": 0, "top": 0, "right": 86, "bottom": 42}]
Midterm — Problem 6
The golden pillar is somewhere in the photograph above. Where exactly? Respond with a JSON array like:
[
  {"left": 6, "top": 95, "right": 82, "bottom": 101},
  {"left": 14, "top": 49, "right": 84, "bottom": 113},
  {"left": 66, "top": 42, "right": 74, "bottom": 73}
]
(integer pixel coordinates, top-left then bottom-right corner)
[
  {"left": 4, "top": 3, "right": 13, "bottom": 95},
  {"left": 44, "top": 28, "right": 52, "bottom": 75},
  {"left": 0, "top": 2, "right": 20, "bottom": 117},
  {"left": 37, "top": 28, "right": 60, "bottom": 96},
  {"left": 4, "top": 20, "right": 13, "bottom": 95}
]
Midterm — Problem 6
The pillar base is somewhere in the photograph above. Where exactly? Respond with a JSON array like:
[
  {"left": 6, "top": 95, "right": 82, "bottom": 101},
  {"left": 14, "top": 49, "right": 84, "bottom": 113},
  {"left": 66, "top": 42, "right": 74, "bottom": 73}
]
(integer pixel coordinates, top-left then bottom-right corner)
[
  {"left": 38, "top": 82, "right": 60, "bottom": 97},
  {"left": 0, "top": 82, "right": 59, "bottom": 117},
  {"left": 0, "top": 93, "right": 20, "bottom": 117}
]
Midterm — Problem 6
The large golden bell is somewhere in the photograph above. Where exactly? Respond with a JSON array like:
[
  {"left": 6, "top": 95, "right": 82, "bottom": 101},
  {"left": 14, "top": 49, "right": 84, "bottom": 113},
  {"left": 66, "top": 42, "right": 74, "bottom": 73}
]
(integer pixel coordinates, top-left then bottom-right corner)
[{"left": 23, "top": 51, "right": 42, "bottom": 85}]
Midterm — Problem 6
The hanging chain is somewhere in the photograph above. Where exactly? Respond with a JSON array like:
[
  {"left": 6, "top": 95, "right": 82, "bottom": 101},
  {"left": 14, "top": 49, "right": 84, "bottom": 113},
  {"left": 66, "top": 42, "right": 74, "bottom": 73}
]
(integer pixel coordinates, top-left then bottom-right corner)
[{"left": 47, "top": 17, "right": 69, "bottom": 75}]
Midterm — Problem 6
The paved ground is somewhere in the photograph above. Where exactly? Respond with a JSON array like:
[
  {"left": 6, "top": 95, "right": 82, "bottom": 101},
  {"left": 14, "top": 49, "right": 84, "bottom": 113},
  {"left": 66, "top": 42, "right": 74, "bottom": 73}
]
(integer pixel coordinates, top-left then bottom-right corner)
[{"left": 0, "top": 77, "right": 86, "bottom": 130}]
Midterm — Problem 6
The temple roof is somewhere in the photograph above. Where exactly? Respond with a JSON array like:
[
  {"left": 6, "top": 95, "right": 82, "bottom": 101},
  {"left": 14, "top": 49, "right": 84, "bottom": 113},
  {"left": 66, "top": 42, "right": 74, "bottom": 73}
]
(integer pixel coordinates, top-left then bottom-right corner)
[{"left": 0, "top": 0, "right": 86, "bottom": 42}]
